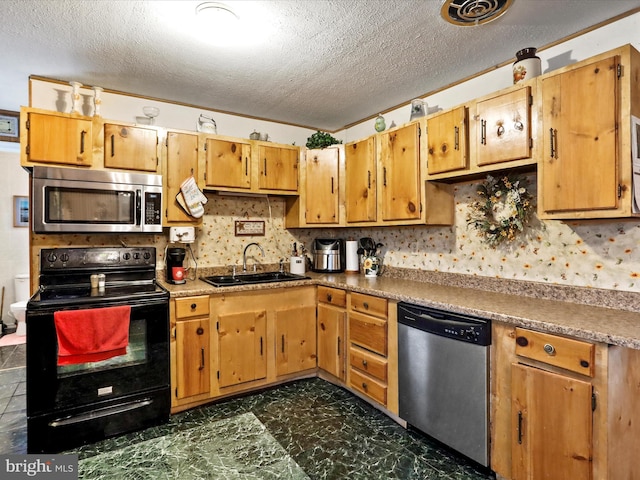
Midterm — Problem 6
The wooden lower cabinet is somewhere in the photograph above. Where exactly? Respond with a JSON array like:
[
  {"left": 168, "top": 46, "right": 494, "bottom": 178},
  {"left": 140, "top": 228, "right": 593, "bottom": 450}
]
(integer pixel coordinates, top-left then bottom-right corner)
[
  {"left": 511, "top": 364, "right": 592, "bottom": 480},
  {"left": 217, "top": 309, "right": 267, "bottom": 387},
  {"left": 317, "top": 286, "right": 347, "bottom": 380},
  {"left": 491, "top": 322, "right": 640, "bottom": 480},
  {"left": 171, "top": 296, "right": 211, "bottom": 404},
  {"left": 275, "top": 305, "right": 317, "bottom": 376}
]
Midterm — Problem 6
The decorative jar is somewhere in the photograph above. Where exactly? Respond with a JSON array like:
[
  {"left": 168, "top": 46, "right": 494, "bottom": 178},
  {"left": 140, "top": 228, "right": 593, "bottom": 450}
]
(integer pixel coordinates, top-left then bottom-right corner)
[{"left": 513, "top": 47, "right": 541, "bottom": 84}]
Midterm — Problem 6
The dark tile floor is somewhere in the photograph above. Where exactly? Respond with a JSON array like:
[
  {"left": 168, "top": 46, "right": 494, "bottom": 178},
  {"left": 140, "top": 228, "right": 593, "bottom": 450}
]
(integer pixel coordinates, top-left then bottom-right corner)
[
  {"left": 0, "top": 343, "right": 494, "bottom": 479},
  {"left": 0, "top": 343, "right": 27, "bottom": 455}
]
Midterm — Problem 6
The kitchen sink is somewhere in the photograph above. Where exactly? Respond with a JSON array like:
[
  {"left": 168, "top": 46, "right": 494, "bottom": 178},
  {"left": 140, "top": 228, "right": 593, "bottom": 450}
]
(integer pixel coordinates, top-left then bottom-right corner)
[{"left": 200, "top": 271, "right": 310, "bottom": 287}]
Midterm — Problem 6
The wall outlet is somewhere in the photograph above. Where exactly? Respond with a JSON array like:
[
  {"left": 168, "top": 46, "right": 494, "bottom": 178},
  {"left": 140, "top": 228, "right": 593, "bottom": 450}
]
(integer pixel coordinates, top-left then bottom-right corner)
[{"left": 169, "top": 227, "right": 195, "bottom": 243}]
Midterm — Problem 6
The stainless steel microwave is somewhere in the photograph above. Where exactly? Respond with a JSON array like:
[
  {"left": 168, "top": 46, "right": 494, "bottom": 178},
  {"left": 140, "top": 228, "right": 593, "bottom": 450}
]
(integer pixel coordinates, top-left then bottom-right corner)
[{"left": 32, "top": 166, "right": 163, "bottom": 233}]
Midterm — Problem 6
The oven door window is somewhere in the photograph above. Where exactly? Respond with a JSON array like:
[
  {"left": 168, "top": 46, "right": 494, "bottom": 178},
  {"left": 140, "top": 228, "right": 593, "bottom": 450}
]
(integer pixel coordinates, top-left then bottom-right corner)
[
  {"left": 57, "top": 318, "right": 147, "bottom": 377},
  {"left": 46, "top": 186, "right": 135, "bottom": 224}
]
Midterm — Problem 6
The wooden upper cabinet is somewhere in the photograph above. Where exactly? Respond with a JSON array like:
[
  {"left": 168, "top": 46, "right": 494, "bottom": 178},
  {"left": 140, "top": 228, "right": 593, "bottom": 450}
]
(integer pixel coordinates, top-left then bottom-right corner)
[
  {"left": 26, "top": 111, "right": 93, "bottom": 167},
  {"left": 345, "top": 137, "right": 377, "bottom": 223},
  {"left": 165, "top": 131, "right": 199, "bottom": 225},
  {"left": 305, "top": 147, "right": 340, "bottom": 224},
  {"left": 104, "top": 123, "right": 158, "bottom": 171},
  {"left": 540, "top": 55, "right": 619, "bottom": 214},
  {"left": 476, "top": 86, "right": 532, "bottom": 167},
  {"left": 380, "top": 122, "right": 421, "bottom": 221},
  {"left": 427, "top": 106, "right": 468, "bottom": 174},
  {"left": 258, "top": 144, "right": 299, "bottom": 191},
  {"left": 205, "top": 137, "right": 251, "bottom": 190}
]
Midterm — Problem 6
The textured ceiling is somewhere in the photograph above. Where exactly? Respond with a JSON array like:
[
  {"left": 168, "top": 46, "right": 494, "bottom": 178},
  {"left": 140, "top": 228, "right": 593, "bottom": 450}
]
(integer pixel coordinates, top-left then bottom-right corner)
[{"left": 1, "top": 0, "right": 639, "bottom": 131}]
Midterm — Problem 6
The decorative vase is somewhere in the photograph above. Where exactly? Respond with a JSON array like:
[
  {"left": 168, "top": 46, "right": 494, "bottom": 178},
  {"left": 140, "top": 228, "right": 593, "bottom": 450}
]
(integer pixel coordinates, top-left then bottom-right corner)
[
  {"left": 362, "top": 255, "right": 380, "bottom": 277},
  {"left": 513, "top": 48, "right": 541, "bottom": 85},
  {"left": 374, "top": 114, "right": 386, "bottom": 132},
  {"left": 69, "top": 81, "right": 82, "bottom": 114},
  {"left": 409, "top": 99, "right": 426, "bottom": 121},
  {"left": 92, "top": 86, "right": 103, "bottom": 116}
]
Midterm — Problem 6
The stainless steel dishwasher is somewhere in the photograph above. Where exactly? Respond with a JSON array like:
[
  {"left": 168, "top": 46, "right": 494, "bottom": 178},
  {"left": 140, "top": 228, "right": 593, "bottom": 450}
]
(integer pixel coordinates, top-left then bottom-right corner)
[{"left": 397, "top": 302, "right": 491, "bottom": 467}]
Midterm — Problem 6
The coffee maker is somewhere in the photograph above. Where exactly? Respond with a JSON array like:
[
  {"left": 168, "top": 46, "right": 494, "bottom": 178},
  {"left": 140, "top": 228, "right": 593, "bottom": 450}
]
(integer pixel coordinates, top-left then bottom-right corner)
[{"left": 166, "top": 247, "right": 186, "bottom": 284}]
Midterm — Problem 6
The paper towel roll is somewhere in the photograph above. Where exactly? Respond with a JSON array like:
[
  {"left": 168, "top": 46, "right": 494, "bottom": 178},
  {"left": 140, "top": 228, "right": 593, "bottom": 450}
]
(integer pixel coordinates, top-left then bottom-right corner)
[{"left": 345, "top": 240, "right": 360, "bottom": 273}]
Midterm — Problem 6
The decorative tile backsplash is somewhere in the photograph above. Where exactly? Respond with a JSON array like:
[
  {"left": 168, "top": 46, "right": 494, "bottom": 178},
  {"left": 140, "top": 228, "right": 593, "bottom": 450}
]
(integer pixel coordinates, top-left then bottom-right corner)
[{"left": 191, "top": 176, "right": 640, "bottom": 293}]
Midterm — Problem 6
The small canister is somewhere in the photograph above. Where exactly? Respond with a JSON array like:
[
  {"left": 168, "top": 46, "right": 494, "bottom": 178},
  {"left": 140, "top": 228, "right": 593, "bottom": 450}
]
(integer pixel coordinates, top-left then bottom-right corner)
[
  {"left": 513, "top": 47, "right": 541, "bottom": 84},
  {"left": 290, "top": 256, "right": 305, "bottom": 275}
]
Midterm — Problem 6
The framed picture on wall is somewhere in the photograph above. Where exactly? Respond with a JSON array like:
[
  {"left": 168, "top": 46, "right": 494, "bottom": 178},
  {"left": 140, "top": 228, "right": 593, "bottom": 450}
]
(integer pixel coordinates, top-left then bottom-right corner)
[
  {"left": 0, "top": 110, "right": 20, "bottom": 143},
  {"left": 13, "top": 196, "right": 29, "bottom": 227}
]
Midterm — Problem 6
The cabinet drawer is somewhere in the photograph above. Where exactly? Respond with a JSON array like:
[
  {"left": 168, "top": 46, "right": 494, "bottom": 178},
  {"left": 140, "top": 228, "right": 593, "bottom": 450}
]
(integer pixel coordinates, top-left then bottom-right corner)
[
  {"left": 350, "top": 292, "right": 387, "bottom": 319},
  {"left": 349, "top": 311, "right": 387, "bottom": 356},
  {"left": 175, "top": 296, "right": 210, "bottom": 319},
  {"left": 318, "top": 286, "right": 346, "bottom": 308},
  {"left": 515, "top": 327, "right": 595, "bottom": 377},
  {"left": 350, "top": 368, "right": 387, "bottom": 406},
  {"left": 349, "top": 346, "right": 387, "bottom": 382}
]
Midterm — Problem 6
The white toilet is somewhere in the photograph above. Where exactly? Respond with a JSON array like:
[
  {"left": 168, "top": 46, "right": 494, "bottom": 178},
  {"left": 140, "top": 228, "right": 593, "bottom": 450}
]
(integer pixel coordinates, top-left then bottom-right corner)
[{"left": 9, "top": 274, "right": 30, "bottom": 336}]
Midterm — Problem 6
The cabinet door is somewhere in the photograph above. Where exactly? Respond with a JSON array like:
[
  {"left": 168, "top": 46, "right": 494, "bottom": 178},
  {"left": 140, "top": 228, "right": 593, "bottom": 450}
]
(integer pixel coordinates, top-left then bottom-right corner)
[
  {"left": 175, "top": 317, "right": 210, "bottom": 399},
  {"left": 305, "top": 147, "right": 339, "bottom": 224},
  {"left": 476, "top": 87, "right": 531, "bottom": 166},
  {"left": 540, "top": 55, "right": 618, "bottom": 213},
  {"left": 427, "top": 106, "right": 468, "bottom": 174},
  {"left": 217, "top": 310, "right": 267, "bottom": 387},
  {"left": 345, "top": 137, "right": 377, "bottom": 223},
  {"left": 380, "top": 122, "right": 421, "bottom": 221},
  {"left": 258, "top": 144, "right": 299, "bottom": 191},
  {"left": 511, "top": 363, "right": 592, "bottom": 480},
  {"left": 205, "top": 137, "right": 251, "bottom": 189},
  {"left": 165, "top": 131, "right": 199, "bottom": 224},
  {"left": 104, "top": 123, "right": 158, "bottom": 171},
  {"left": 27, "top": 112, "right": 92, "bottom": 166},
  {"left": 275, "top": 306, "right": 317, "bottom": 376},
  {"left": 317, "top": 304, "right": 345, "bottom": 379}
]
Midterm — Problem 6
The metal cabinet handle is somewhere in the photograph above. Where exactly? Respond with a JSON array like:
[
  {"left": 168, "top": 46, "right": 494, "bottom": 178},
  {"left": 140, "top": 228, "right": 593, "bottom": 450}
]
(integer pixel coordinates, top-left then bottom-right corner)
[
  {"left": 383, "top": 167, "right": 387, "bottom": 187},
  {"left": 110, "top": 134, "right": 115, "bottom": 156},
  {"left": 191, "top": 303, "right": 197, "bottom": 310},
  {"left": 263, "top": 158, "right": 267, "bottom": 176},
  {"left": 245, "top": 157, "right": 248, "bottom": 176},
  {"left": 454, "top": 126, "right": 459, "bottom": 151},
  {"left": 331, "top": 177, "right": 334, "bottom": 194},
  {"left": 517, "top": 410, "right": 523, "bottom": 444},
  {"left": 543, "top": 343, "right": 556, "bottom": 355},
  {"left": 367, "top": 170, "right": 371, "bottom": 189},
  {"left": 327, "top": 293, "right": 332, "bottom": 302},
  {"left": 199, "top": 348, "right": 205, "bottom": 371},
  {"left": 363, "top": 302, "right": 369, "bottom": 310},
  {"left": 549, "top": 128, "right": 558, "bottom": 159},
  {"left": 514, "top": 121, "right": 524, "bottom": 131},
  {"left": 281, "top": 334, "right": 285, "bottom": 353},
  {"left": 337, "top": 336, "right": 341, "bottom": 356},
  {"left": 80, "top": 130, "right": 87, "bottom": 154},
  {"left": 480, "top": 119, "right": 487, "bottom": 145},
  {"left": 362, "top": 382, "right": 368, "bottom": 390},
  {"left": 362, "top": 359, "right": 368, "bottom": 367},
  {"left": 260, "top": 336, "right": 263, "bottom": 356}
]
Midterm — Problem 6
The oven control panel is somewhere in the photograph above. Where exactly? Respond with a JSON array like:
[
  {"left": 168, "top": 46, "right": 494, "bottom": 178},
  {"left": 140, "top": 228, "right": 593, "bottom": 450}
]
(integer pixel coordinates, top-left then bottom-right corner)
[{"left": 41, "top": 247, "right": 156, "bottom": 270}]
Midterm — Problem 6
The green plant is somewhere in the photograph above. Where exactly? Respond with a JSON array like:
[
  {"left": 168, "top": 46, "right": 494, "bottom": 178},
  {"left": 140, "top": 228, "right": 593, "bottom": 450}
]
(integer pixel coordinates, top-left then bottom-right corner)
[{"left": 305, "top": 131, "right": 342, "bottom": 149}]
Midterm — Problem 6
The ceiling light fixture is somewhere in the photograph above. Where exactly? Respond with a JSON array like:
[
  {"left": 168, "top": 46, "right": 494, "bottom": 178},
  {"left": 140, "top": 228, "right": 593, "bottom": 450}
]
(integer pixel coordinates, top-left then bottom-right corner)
[
  {"left": 441, "top": 0, "right": 514, "bottom": 26},
  {"left": 195, "top": 2, "right": 239, "bottom": 22}
]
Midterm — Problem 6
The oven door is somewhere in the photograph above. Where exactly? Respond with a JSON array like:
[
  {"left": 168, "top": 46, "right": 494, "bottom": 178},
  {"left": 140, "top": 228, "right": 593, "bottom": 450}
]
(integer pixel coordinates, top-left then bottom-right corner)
[{"left": 27, "top": 298, "right": 169, "bottom": 417}]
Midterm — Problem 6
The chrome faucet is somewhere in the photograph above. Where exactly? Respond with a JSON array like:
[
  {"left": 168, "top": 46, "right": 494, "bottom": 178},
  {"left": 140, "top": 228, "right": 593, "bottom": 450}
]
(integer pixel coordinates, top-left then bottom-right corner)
[{"left": 242, "top": 242, "right": 265, "bottom": 272}]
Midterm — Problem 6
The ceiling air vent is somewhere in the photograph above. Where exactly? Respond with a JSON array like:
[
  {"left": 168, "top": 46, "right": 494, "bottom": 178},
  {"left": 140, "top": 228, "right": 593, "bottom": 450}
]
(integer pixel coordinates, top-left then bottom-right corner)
[{"left": 441, "top": 0, "right": 514, "bottom": 26}]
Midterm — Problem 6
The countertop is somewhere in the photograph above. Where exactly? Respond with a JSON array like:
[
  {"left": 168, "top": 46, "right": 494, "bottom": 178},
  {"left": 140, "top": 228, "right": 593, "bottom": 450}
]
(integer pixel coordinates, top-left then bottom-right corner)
[{"left": 161, "top": 271, "right": 640, "bottom": 350}]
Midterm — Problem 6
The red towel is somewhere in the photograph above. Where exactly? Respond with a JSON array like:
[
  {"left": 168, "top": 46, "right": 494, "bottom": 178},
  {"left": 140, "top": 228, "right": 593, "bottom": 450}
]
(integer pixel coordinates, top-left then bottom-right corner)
[{"left": 54, "top": 306, "right": 131, "bottom": 365}]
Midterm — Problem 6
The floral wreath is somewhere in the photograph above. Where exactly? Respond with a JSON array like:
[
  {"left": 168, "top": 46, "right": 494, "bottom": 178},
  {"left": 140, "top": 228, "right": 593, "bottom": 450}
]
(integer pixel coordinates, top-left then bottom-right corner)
[{"left": 466, "top": 174, "right": 533, "bottom": 247}]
